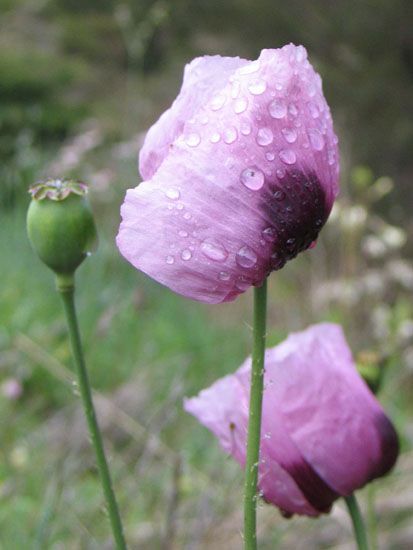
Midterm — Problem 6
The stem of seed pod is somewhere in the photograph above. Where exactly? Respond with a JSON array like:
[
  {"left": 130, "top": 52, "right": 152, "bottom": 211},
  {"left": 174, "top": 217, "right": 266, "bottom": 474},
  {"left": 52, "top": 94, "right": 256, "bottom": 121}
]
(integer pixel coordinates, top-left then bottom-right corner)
[
  {"left": 344, "top": 493, "right": 369, "bottom": 550},
  {"left": 56, "top": 274, "right": 127, "bottom": 550},
  {"left": 243, "top": 279, "right": 268, "bottom": 550}
]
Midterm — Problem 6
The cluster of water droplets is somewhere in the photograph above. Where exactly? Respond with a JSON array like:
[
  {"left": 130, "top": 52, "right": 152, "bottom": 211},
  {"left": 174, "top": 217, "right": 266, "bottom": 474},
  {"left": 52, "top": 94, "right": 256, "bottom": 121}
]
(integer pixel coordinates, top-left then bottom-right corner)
[{"left": 163, "top": 46, "right": 336, "bottom": 291}]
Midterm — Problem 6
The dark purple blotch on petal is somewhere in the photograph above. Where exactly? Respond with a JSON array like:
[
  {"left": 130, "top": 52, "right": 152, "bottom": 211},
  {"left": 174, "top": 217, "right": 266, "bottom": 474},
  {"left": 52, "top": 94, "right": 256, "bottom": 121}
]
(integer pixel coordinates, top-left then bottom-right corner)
[
  {"left": 260, "top": 170, "right": 328, "bottom": 271},
  {"left": 279, "top": 454, "right": 339, "bottom": 514},
  {"left": 370, "top": 412, "right": 399, "bottom": 480}
]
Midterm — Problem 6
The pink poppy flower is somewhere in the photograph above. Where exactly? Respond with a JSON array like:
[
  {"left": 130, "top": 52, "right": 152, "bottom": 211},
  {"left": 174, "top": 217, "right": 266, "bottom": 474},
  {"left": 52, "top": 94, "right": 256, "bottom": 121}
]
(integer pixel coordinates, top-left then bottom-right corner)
[
  {"left": 184, "top": 324, "right": 399, "bottom": 516},
  {"left": 117, "top": 44, "right": 339, "bottom": 303}
]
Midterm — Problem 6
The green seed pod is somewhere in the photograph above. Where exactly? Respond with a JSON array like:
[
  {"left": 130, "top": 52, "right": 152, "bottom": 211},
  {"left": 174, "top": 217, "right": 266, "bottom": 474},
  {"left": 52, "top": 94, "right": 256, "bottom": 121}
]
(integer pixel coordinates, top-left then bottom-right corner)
[{"left": 27, "top": 179, "right": 98, "bottom": 278}]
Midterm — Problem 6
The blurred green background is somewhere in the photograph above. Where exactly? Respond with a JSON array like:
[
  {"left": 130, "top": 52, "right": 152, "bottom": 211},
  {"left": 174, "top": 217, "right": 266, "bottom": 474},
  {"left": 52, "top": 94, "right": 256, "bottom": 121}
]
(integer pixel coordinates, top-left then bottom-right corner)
[{"left": 1, "top": 0, "right": 413, "bottom": 548}]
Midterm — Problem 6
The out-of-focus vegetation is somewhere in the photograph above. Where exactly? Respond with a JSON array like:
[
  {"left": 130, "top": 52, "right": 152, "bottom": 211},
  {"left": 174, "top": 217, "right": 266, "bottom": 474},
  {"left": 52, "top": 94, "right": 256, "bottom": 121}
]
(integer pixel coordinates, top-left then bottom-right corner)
[{"left": 1, "top": 0, "right": 413, "bottom": 548}]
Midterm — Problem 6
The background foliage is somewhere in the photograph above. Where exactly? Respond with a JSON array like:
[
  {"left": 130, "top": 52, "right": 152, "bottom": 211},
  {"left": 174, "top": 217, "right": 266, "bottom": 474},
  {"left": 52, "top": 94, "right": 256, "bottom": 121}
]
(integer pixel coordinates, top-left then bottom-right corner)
[{"left": 1, "top": 0, "right": 412, "bottom": 548}]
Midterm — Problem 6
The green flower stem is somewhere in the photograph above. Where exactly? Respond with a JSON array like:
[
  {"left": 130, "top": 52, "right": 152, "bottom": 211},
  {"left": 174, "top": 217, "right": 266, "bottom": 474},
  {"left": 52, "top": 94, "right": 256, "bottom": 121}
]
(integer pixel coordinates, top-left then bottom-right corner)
[
  {"left": 57, "top": 275, "right": 127, "bottom": 550},
  {"left": 344, "top": 494, "right": 369, "bottom": 550},
  {"left": 243, "top": 279, "right": 268, "bottom": 550}
]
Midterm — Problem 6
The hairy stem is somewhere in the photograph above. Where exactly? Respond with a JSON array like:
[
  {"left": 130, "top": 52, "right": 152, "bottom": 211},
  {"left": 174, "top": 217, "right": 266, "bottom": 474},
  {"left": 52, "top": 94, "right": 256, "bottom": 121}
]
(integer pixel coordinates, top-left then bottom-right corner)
[
  {"left": 243, "top": 280, "right": 268, "bottom": 550},
  {"left": 58, "top": 277, "right": 127, "bottom": 549}
]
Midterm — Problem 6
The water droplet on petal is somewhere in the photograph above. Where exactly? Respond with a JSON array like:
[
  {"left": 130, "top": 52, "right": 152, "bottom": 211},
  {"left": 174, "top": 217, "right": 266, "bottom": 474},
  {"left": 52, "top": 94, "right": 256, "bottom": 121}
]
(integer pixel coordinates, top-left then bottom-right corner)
[
  {"left": 231, "top": 80, "right": 241, "bottom": 98},
  {"left": 288, "top": 103, "right": 299, "bottom": 117},
  {"left": 239, "top": 60, "right": 260, "bottom": 75},
  {"left": 236, "top": 276, "right": 251, "bottom": 291},
  {"left": 256, "top": 127, "right": 273, "bottom": 146},
  {"left": 265, "top": 152, "right": 275, "bottom": 161},
  {"left": 275, "top": 83, "right": 283, "bottom": 91},
  {"left": 166, "top": 255, "right": 174, "bottom": 264},
  {"left": 234, "top": 98, "right": 248, "bottom": 114},
  {"left": 286, "top": 237, "right": 296, "bottom": 249},
  {"left": 178, "top": 230, "right": 188, "bottom": 237},
  {"left": 279, "top": 149, "right": 296, "bottom": 165},
  {"left": 200, "top": 114, "right": 209, "bottom": 125},
  {"left": 248, "top": 79, "right": 266, "bottom": 95},
  {"left": 223, "top": 127, "right": 238, "bottom": 144},
  {"left": 240, "top": 167, "right": 265, "bottom": 190},
  {"left": 181, "top": 249, "right": 192, "bottom": 261},
  {"left": 236, "top": 246, "right": 258, "bottom": 268},
  {"left": 274, "top": 189, "right": 286, "bottom": 201},
  {"left": 276, "top": 168, "right": 285, "bottom": 179},
  {"left": 309, "top": 129, "right": 324, "bottom": 151},
  {"left": 183, "top": 212, "right": 191, "bottom": 220},
  {"left": 166, "top": 188, "right": 180, "bottom": 200},
  {"left": 185, "top": 133, "right": 201, "bottom": 147},
  {"left": 218, "top": 271, "right": 230, "bottom": 281},
  {"left": 268, "top": 98, "right": 287, "bottom": 119},
  {"left": 201, "top": 239, "right": 228, "bottom": 262},
  {"left": 262, "top": 227, "right": 277, "bottom": 242},
  {"left": 281, "top": 127, "right": 297, "bottom": 144},
  {"left": 210, "top": 132, "right": 221, "bottom": 143},
  {"left": 240, "top": 122, "right": 252, "bottom": 135},
  {"left": 308, "top": 83, "right": 316, "bottom": 97},
  {"left": 210, "top": 94, "right": 226, "bottom": 111},
  {"left": 308, "top": 102, "right": 320, "bottom": 118}
]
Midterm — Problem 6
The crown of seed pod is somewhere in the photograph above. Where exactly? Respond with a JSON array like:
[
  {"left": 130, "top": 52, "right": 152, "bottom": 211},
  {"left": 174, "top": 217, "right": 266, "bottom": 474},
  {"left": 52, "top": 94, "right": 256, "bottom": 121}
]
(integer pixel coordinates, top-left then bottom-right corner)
[{"left": 27, "top": 179, "right": 98, "bottom": 277}]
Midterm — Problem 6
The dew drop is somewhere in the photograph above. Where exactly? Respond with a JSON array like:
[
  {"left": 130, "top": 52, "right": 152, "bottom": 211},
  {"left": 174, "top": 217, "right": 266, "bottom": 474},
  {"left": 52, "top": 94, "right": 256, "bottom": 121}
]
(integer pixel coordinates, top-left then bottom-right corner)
[
  {"left": 296, "top": 46, "right": 306, "bottom": 62},
  {"left": 308, "top": 102, "right": 320, "bottom": 118},
  {"left": 223, "top": 127, "right": 238, "bottom": 144},
  {"left": 183, "top": 212, "right": 191, "bottom": 220},
  {"left": 262, "top": 227, "right": 277, "bottom": 242},
  {"left": 210, "top": 132, "right": 221, "bottom": 143},
  {"left": 265, "top": 152, "right": 275, "bottom": 161},
  {"left": 248, "top": 79, "right": 266, "bottom": 95},
  {"left": 275, "top": 83, "right": 283, "bottom": 91},
  {"left": 200, "top": 114, "right": 209, "bottom": 125},
  {"left": 286, "top": 237, "right": 296, "bottom": 249},
  {"left": 239, "top": 60, "right": 260, "bottom": 75},
  {"left": 231, "top": 80, "right": 240, "bottom": 99},
  {"left": 176, "top": 203, "right": 184, "bottom": 210},
  {"left": 276, "top": 168, "right": 285, "bottom": 179},
  {"left": 274, "top": 189, "right": 286, "bottom": 201},
  {"left": 279, "top": 149, "right": 296, "bottom": 165},
  {"left": 256, "top": 127, "right": 273, "bottom": 146},
  {"left": 166, "top": 255, "right": 174, "bottom": 265},
  {"left": 240, "top": 166, "right": 265, "bottom": 190},
  {"left": 309, "top": 129, "right": 324, "bottom": 151},
  {"left": 268, "top": 98, "right": 287, "bottom": 119},
  {"left": 288, "top": 103, "right": 299, "bottom": 117},
  {"left": 201, "top": 239, "right": 228, "bottom": 262},
  {"left": 234, "top": 98, "right": 248, "bottom": 114},
  {"left": 178, "top": 230, "right": 188, "bottom": 237},
  {"left": 281, "top": 127, "right": 298, "bottom": 144},
  {"left": 240, "top": 121, "right": 252, "bottom": 135},
  {"left": 218, "top": 271, "right": 230, "bottom": 281},
  {"left": 210, "top": 94, "right": 226, "bottom": 111},
  {"left": 308, "top": 83, "right": 316, "bottom": 97},
  {"left": 185, "top": 133, "right": 201, "bottom": 147},
  {"left": 236, "top": 246, "right": 258, "bottom": 268},
  {"left": 236, "top": 276, "right": 251, "bottom": 291},
  {"left": 166, "top": 188, "right": 180, "bottom": 200},
  {"left": 181, "top": 249, "right": 192, "bottom": 261}
]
